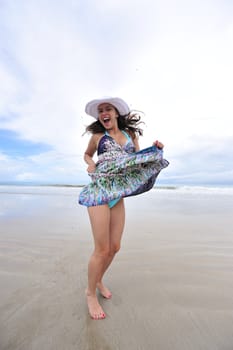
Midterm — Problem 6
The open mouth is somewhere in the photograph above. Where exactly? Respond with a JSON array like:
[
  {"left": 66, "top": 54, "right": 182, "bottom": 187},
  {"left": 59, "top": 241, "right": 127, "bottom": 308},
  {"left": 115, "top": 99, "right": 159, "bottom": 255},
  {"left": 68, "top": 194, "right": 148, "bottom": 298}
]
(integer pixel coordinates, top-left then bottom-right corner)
[{"left": 103, "top": 116, "right": 110, "bottom": 124}]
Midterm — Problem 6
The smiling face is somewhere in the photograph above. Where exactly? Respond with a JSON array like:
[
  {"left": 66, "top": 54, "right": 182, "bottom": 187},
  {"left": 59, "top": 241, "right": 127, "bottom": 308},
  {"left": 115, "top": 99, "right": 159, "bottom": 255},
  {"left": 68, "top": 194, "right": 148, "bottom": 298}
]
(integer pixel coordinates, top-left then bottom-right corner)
[{"left": 97, "top": 103, "right": 119, "bottom": 130}]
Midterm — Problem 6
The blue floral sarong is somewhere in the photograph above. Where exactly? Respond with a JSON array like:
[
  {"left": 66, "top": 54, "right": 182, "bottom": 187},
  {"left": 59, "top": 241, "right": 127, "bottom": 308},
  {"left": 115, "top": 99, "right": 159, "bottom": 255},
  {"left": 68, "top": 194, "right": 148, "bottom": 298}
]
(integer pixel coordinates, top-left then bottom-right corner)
[{"left": 79, "top": 133, "right": 169, "bottom": 207}]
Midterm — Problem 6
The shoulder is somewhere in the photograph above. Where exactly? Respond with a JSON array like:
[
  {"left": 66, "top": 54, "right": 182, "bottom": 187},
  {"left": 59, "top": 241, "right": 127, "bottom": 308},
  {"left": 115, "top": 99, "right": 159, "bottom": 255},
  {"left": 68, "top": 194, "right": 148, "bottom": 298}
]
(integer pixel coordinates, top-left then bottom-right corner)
[
  {"left": 85, "top": 133, "right": 104, "bottom": 156},
  {"left": 122, "top": 130, "right": 140, "bottom": 151},
  {"left": 127, "top": 130, "right": 135, "bottom": 139},
  {"left": 127, "top": 130, "right": 140, "bottom": 151},
  {"left": 91, "top": 133, "right": 106, "bottom": 151},
  {"left": 89, "top": 133, "right": 104, "bottom": 145}
]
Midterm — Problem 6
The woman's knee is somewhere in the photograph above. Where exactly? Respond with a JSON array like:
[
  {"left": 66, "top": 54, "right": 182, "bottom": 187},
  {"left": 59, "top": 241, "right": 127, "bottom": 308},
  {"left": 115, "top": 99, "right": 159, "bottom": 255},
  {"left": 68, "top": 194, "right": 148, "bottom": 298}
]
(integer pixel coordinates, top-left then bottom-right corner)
[
  {"left": 110, "top": 243, "right": 121, "bottom": 256},
  {"left": 94, "top": 242, "right": 121, "bottom": 258},
  {"left": 94, "top": 246, "right": 110, "bottom": 258}
]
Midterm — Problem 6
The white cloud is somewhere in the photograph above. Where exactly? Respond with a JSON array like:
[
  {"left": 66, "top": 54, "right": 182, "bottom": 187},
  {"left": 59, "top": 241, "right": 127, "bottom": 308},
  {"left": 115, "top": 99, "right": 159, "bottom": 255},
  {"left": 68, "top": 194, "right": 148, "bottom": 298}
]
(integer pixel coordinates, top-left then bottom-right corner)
[
  {"left": 0, "top": 150, "right": 89, "bottom": 184},
  {"left": 0, "top": 63, "right": 23, "bottom": 116},
  {"left": 0, "top": 0, "right": 233, "bottom": 184},
  {"left": 16, "top": 172, "right": 38, "bottom": 182}
]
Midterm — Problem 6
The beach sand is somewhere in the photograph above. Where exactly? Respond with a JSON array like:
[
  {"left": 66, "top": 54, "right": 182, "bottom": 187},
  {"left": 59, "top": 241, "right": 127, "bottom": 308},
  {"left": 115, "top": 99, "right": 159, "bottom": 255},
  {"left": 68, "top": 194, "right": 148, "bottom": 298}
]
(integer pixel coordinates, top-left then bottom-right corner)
[{"left": 0, "top": 186, "right": 233, "bottom": 350}]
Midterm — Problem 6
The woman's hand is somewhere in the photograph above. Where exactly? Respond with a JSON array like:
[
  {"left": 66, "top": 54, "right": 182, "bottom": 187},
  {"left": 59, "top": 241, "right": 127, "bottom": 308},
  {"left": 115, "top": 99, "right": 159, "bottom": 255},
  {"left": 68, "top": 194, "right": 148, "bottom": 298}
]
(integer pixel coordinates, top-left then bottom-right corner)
[
  {"left": 84, "top": 135, "right": 98, "bottom": 173},
  {"left": 87, "top": 162, "right": 96, "bottom": 173},
  {"left": 153, "top": 140, "right": 164, "bottom": 149}
]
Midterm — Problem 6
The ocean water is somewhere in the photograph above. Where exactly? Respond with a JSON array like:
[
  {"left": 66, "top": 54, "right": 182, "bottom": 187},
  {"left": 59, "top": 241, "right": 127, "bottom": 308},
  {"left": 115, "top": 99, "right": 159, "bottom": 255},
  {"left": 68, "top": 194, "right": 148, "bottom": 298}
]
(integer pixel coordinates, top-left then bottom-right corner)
[
  {"left": 1, "top": 184, "right": 233, "bottom": 195},
  {"left": 0, "top": 185, "right": 232, "bottom": 219},
  {"left": 0, "top": 185, "right": 81, "bottom": 220}
]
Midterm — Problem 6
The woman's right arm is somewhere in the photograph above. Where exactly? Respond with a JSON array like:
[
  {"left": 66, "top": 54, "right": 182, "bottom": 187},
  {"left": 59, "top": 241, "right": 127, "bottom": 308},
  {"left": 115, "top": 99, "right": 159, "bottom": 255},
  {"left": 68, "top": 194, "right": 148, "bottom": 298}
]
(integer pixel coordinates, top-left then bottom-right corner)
[{"left": 84, "top": 135, "right": 98, "bottom": 173}]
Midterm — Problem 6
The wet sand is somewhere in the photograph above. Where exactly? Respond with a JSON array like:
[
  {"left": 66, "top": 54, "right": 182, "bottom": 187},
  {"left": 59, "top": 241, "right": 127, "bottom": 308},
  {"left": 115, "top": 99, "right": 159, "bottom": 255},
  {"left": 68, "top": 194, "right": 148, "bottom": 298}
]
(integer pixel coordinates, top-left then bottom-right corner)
[{"left": 0, "top": 186, "right": 233, "bottom": 350}]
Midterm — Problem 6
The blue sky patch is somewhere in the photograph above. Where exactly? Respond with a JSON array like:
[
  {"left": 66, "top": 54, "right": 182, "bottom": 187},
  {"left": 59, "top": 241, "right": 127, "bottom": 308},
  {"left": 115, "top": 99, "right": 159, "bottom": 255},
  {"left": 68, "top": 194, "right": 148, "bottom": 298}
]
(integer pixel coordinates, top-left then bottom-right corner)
[{"left": 0, "top": 129, "right": 52, "bottom": 157}]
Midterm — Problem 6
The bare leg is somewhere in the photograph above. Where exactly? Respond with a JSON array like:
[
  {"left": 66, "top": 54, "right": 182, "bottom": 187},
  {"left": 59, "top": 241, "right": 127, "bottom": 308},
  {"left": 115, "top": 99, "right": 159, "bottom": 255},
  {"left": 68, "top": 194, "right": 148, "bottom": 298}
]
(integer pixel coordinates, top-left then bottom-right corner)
[
  {"left": 86, "top": 204, "right": 110, "bottom": 319},
  {"left": 97, "top": 199, "right": 125, "bottom": 298}
]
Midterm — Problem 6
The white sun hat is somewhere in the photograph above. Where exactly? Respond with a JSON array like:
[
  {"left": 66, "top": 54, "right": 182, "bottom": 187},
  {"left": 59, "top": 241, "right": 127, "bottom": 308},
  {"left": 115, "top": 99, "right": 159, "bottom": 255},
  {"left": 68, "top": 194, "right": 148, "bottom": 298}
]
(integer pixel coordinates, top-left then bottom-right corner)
[{"left": 85, "top": 97, "right": 130, "bottom": 119}]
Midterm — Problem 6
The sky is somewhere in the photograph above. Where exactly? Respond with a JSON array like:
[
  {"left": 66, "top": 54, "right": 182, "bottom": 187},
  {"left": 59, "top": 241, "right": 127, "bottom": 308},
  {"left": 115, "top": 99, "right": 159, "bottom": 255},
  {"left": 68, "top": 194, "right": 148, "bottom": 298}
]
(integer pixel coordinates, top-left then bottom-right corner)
[{"left": 0, "top": 0, "right": 233, "bottom": 186}]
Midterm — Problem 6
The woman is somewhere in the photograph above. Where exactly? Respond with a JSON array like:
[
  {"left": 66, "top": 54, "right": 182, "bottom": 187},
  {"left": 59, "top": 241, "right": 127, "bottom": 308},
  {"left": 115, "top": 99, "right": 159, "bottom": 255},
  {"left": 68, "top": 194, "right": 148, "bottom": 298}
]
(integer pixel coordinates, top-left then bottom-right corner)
[{"left": 79, "top": 97, "right": 168, "bottom": 320}]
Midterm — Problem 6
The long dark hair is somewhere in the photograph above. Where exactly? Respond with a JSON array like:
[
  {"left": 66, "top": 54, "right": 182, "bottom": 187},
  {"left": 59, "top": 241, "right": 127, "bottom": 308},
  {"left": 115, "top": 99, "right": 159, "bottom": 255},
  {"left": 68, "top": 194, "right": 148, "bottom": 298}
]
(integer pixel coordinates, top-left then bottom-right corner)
[{"left": 85, "top": 110, "right": 143, "bottom": 139}]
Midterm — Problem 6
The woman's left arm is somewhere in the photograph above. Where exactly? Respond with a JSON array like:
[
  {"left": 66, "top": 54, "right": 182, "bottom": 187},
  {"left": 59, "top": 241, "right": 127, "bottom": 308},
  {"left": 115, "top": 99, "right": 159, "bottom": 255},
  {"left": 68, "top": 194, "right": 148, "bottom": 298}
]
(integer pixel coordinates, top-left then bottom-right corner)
[{"left": 133, "top": 136, "right": 140, "bottom": 151}]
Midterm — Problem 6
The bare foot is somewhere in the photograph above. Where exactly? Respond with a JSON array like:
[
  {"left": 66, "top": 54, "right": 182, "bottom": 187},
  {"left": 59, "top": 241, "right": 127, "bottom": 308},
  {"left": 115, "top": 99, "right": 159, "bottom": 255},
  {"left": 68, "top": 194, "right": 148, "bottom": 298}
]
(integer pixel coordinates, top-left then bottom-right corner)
[
  {"left": 97, "top": 282, "right": 112, "bottom": 299},
  {"left": 85, "top": 290, "right": 106, "bottom": 320}
]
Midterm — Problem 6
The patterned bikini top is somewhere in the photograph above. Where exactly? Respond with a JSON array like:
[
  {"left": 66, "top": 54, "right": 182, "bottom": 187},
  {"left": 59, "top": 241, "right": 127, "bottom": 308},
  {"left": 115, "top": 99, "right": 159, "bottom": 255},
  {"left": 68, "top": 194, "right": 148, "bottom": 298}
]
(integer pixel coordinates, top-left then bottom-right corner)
[{"left": 97, "top": 130, "right": 135, "bottom": 158}]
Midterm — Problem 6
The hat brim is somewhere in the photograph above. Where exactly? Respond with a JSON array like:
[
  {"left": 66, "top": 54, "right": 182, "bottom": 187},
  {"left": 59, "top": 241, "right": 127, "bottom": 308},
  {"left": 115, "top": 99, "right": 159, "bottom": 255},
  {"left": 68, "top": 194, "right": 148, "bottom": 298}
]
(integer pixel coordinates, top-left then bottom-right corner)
[{"left": 85, "top": 97, "right": 130, "bottom": 119}]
